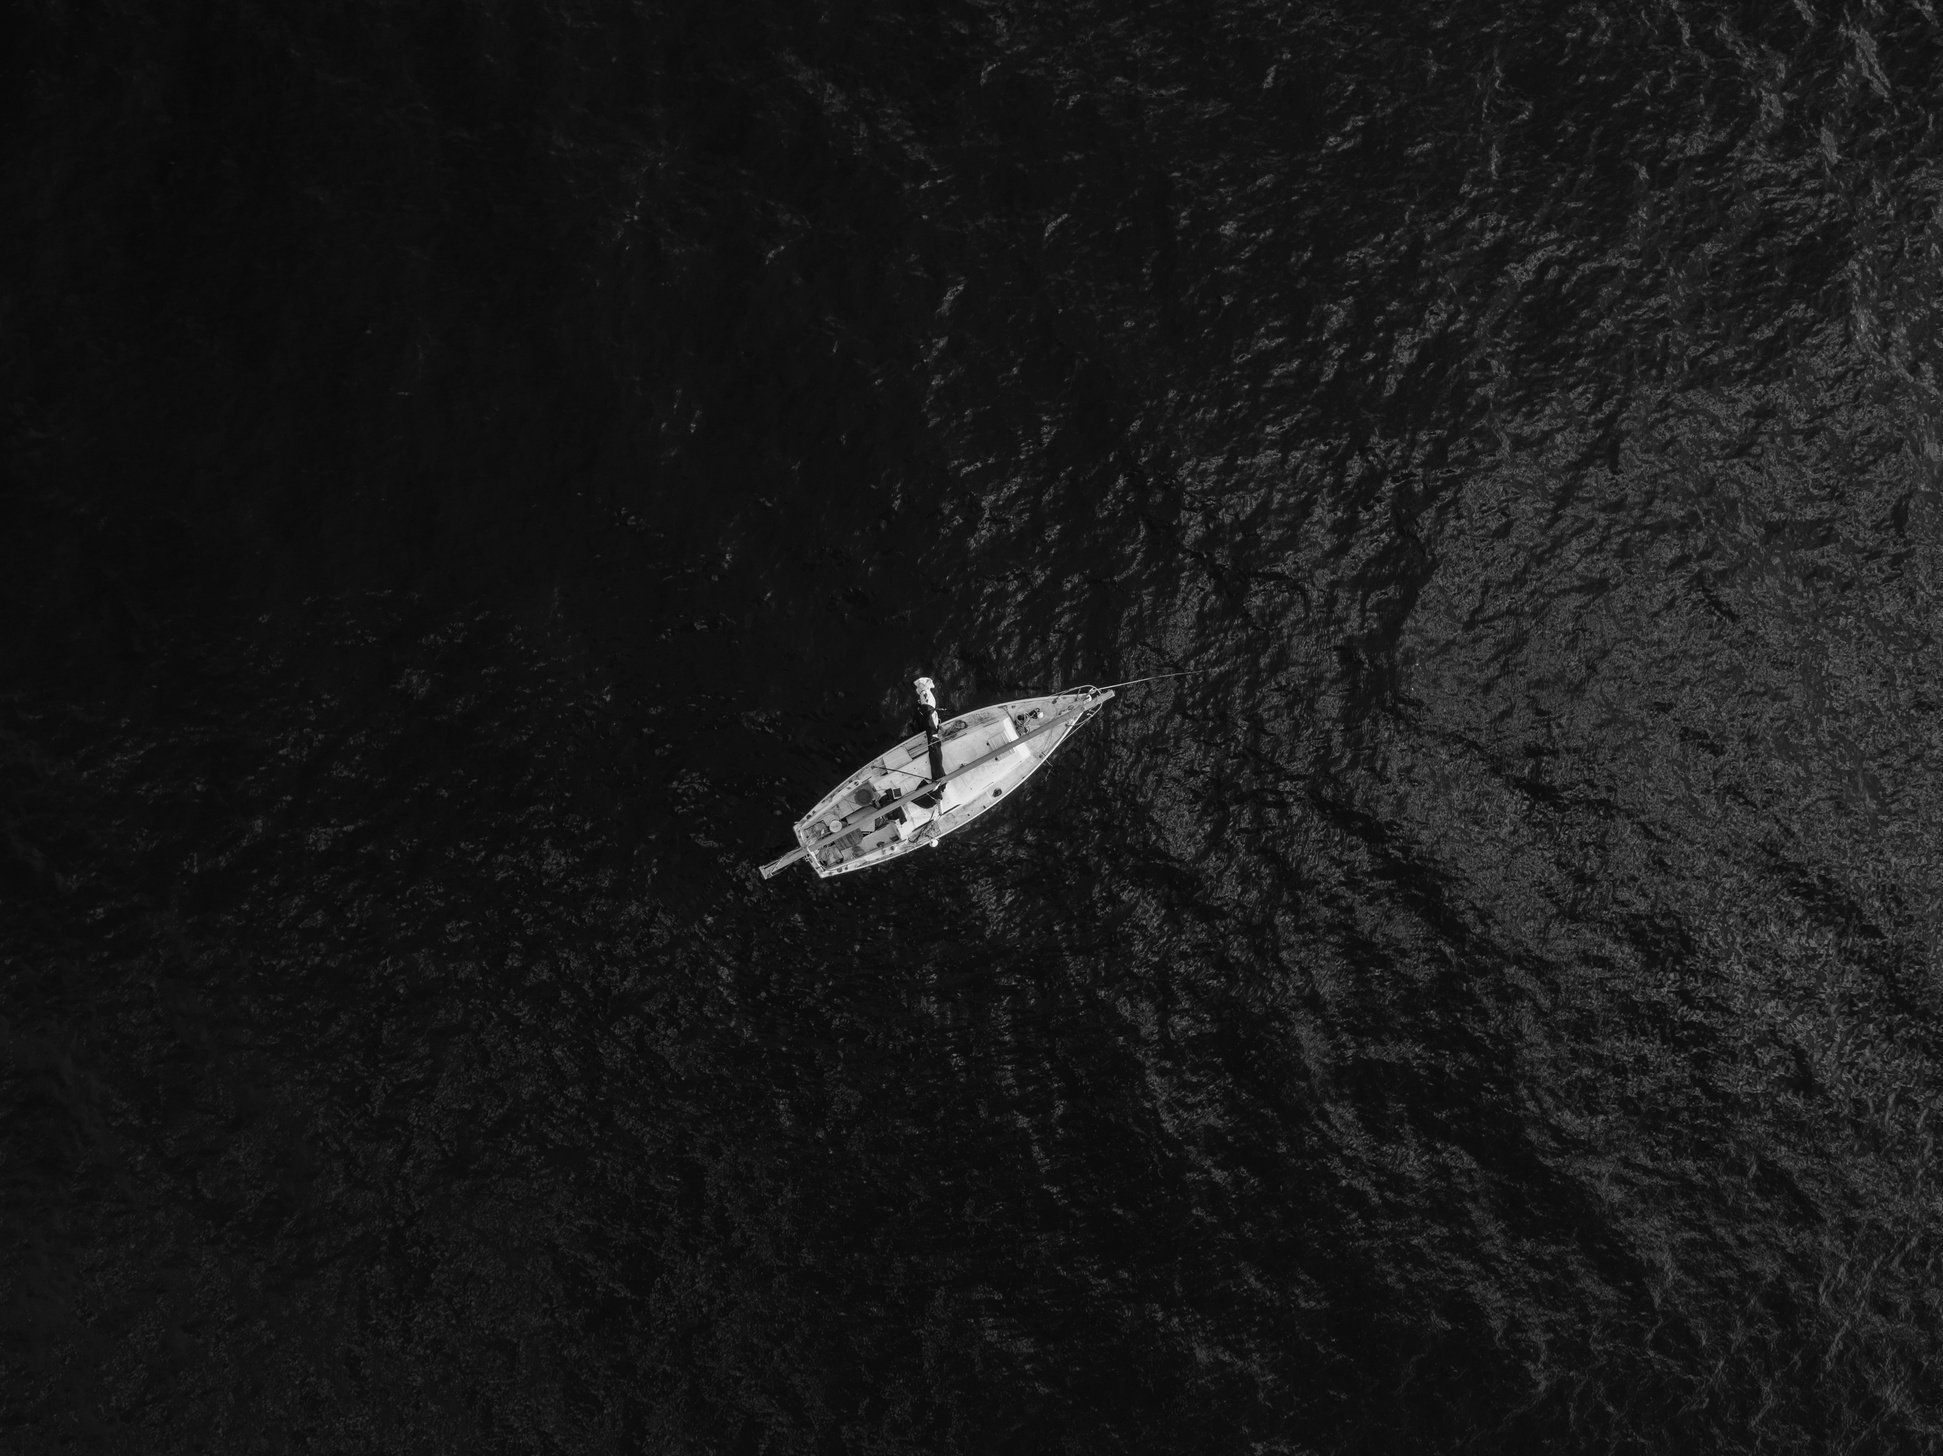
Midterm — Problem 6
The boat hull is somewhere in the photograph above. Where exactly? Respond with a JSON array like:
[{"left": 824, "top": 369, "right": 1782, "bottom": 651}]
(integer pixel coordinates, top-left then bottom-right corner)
[{"left": 795, "top": 688, "right": 1111, "bottom": 877}]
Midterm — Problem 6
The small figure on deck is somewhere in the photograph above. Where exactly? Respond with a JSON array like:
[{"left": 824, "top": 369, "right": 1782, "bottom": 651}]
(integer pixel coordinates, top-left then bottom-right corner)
[{"left": 911, "top": 675, "right": 941, "bottom": 730}]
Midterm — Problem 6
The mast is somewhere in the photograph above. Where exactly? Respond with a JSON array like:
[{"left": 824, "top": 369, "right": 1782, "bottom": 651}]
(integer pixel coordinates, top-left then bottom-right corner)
[{"left": 912, "top": 676, "right": 946, "bottom": 804}]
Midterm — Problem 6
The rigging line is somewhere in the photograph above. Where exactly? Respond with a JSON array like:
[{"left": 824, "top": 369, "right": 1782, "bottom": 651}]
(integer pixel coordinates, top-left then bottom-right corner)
[{"left": 1090, "top": 669, "right": 1204, "bottom": 693}]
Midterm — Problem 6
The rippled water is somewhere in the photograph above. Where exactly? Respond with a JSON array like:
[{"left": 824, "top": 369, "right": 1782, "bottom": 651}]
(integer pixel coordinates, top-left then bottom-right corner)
[{"left": 7, "top": 2, "right": 1943, "bottom": 1451}]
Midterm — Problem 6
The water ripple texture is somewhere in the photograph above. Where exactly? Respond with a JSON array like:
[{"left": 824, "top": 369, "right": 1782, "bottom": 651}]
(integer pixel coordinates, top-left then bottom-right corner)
[{"left": 5, "top": 2, "right": 1943, "bottom": 1452}]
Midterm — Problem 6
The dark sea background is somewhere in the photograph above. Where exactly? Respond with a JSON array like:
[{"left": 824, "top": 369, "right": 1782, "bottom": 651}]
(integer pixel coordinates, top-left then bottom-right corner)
[{"left": 7, "top": 1, "right": 1943, "bottom": 1451}]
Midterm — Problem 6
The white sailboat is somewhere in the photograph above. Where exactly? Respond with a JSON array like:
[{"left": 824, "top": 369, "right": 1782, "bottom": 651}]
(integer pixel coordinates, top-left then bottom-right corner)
[{"left": 758, "top": 674, "right": 1185, "bottom": 880}]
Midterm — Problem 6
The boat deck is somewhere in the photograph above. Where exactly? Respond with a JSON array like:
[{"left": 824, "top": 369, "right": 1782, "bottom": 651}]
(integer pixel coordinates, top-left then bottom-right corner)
[{"left": 796, "top": 689, "right": 1108, "bottom": 877}]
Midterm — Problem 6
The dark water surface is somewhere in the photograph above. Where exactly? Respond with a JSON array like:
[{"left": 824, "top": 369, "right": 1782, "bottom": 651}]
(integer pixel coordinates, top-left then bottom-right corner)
[{"left": 7, "top": 1, "right": 1943, "bottom": 1451}]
